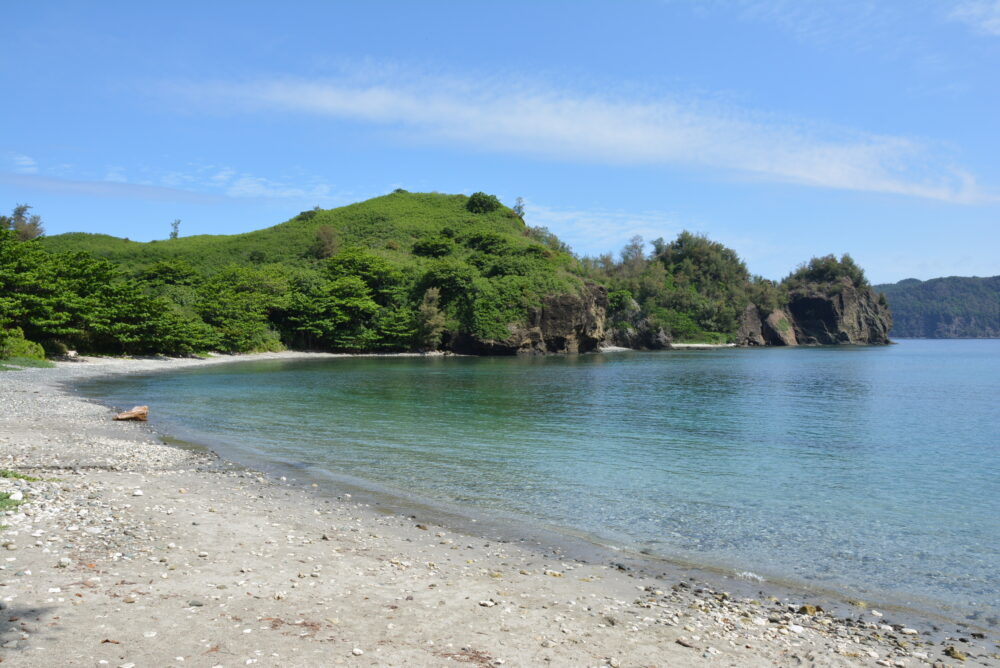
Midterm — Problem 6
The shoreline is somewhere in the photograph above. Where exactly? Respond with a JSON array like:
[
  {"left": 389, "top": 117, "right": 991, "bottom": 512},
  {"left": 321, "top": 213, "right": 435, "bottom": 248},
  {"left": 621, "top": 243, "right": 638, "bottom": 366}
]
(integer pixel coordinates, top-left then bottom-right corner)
[{"left": 0, "top": 353, "right": 996, "bottom": 666}]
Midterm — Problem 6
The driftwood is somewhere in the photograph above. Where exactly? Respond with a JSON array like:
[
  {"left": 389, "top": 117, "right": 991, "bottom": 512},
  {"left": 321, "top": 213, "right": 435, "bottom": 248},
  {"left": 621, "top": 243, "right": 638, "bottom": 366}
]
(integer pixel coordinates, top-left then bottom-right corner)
[{"left": 114, "top": 406, "right": 148, "bottom": 421}]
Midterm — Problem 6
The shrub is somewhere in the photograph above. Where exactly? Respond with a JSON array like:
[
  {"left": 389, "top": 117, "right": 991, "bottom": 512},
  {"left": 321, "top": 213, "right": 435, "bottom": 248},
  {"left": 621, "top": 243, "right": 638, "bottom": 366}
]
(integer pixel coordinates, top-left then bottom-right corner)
[
  {"left": 466, "top": 192, "right": 501, "bottom": 214},
  {"left": 0, "top": 327, "right": 46, "bottom": 361},
  {"left": 412, "top": 235, "right": 454, "bottom": 258}
]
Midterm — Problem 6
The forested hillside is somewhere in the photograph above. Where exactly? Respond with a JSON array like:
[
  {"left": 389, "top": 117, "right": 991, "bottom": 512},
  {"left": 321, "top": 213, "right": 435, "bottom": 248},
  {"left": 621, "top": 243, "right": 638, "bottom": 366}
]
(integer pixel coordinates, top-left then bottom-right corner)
[
  {"left": 876, "top": 276, "right": 1000, "bottom": 338},
  {"left": 1, "top": 190, "right": 892, "bottom": 359}
]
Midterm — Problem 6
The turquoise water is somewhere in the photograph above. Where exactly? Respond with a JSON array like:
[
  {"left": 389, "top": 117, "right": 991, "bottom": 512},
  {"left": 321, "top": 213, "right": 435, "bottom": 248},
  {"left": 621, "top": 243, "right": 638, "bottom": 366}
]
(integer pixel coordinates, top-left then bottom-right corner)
[{"left": 81, "top": 340, "right": 1000, "bottom": 623}]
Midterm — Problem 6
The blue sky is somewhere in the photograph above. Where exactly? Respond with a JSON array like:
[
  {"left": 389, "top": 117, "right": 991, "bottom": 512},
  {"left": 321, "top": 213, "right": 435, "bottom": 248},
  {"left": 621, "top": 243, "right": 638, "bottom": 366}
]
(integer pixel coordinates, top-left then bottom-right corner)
[{"left": 2, "top": 0, "right": 999, "bottom": 284}]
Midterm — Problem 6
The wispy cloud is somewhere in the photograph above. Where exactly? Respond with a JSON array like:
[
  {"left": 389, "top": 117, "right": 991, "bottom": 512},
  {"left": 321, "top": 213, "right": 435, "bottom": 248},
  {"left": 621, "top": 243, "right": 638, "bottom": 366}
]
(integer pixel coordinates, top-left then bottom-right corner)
[
  {"left": 0, "top": 172, "right": 224, "bottom": 204},
  {"left": 223, "top": 174, "right": 332, "bottom": 199},
  {"left": 525, "top": 201, "right": 786, "bottom": 275},
  {"left": 719, "top": 0, "right": 907, "bottom": 51},
  {"left": 4, "top": 152, "right": 38, "bottom": 174},
  {"left": 950, "top": 0, "right": 1000, "bottom": 35},
  {"left": 104, "top": 166, "right": 128, "bottom": 183},
  {"left": 162, "top": 75, "right": 986, "bottom": 204},
  {"left": 525, "top": 203, "right": 683, "bottom": 257},
  {"left": 156, "top": 164, "right": 337, "bottom": 201},
  {"left": 2, "top": 161, "right": 340, "bottom": 205}
]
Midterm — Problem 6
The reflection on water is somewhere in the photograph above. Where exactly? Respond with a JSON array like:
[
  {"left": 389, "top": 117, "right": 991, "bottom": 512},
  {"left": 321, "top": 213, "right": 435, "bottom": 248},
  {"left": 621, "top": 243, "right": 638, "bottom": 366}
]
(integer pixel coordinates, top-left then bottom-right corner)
[{"left": 81, "top": 340, "right": 1000, "bottom": 621}]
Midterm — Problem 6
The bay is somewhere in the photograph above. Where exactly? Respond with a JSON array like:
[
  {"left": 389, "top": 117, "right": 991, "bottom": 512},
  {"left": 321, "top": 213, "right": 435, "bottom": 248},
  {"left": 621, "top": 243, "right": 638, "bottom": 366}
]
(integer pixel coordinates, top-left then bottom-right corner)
[{"left": 80, "top": 339, "right": 1000, "bottom": 623}]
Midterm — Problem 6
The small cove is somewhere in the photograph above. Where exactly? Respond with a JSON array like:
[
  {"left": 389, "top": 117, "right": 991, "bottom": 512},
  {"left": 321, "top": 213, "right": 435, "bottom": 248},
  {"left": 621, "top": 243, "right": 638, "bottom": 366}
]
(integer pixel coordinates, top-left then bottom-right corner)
[{"left": 77, "top": 340, "right": 1000, "bottom": 627}]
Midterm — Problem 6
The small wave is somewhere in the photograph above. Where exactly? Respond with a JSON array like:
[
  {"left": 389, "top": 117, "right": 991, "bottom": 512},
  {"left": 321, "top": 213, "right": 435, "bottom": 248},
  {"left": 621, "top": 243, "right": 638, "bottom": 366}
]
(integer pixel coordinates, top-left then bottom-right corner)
[{"left": 736, "top": 571, "right": 765, "bottom": 582}]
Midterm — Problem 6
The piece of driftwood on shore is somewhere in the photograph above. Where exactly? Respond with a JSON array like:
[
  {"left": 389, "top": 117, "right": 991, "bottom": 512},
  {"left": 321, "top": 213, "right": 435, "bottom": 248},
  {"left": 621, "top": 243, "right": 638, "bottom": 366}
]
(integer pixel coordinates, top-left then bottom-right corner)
[{"left": 114, "top": 406, "right": 148, "bottom": 421}]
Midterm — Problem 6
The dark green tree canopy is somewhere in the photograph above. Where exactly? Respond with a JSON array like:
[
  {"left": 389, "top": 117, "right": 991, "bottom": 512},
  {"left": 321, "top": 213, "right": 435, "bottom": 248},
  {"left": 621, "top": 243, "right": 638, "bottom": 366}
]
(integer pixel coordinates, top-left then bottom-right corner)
[{"left": 466, "top": 192, "right": 502, "bottom": 214}]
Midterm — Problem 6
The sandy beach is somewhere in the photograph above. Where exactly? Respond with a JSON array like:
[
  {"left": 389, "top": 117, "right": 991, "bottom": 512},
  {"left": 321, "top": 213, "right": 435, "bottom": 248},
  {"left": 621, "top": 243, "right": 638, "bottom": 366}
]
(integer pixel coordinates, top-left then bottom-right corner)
[{"left": 0, "top": 353, "right": 995, "bottom": 667}]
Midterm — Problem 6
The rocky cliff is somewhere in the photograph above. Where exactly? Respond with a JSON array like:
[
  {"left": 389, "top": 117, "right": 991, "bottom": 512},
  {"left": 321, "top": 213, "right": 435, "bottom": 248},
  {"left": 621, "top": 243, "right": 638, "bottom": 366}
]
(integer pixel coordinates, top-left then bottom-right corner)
[
  {"left": 737, "top": 305, "right": 798, "bottom": 346},
  {"left": 605, "top": 295, "right": 672, "bottom": 350},
  {"left": 738, "top": 278, "right": 892, "bottom": 346},
  {"left": 450, "top": 284, "right": 610, "bottom": 355}
]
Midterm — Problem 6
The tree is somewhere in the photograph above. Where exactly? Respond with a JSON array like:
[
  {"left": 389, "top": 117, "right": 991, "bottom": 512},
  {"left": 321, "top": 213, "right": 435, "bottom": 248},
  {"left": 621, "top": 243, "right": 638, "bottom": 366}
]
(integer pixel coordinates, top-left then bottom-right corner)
[
  {"left": 512, "top": 197, "right": 525, "bottom": 218},
  {"left": 784, "top": 254, "right": 868, "bottom": 290},
  {"left": 0, "top": 204, "right": 44, "bottom": 241},
  {"left": 170, "top": 219, "right": 181, "bottom": 240},
  {"left": 466, "top": 192, "right": 501, "bottom": 214},
  {"left": 414, "top": 288, "right": 446, "bottom": 350},
  {"left": 312, "top": 225, "right": 340, "bottom": 258}
]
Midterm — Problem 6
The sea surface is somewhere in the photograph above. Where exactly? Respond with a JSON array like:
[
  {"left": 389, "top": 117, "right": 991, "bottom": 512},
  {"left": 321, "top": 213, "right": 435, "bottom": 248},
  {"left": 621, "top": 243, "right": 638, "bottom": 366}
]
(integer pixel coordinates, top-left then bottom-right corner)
[{"left": 79, "top": 340, "right": 1000, "bottom": 624}]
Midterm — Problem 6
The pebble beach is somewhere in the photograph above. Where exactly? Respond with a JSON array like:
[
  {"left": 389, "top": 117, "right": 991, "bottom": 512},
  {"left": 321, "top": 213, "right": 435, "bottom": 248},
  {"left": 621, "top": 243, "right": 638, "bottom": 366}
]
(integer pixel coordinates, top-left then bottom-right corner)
[{"left": 0, "top": 353, "right": 996, "bottom": 667}]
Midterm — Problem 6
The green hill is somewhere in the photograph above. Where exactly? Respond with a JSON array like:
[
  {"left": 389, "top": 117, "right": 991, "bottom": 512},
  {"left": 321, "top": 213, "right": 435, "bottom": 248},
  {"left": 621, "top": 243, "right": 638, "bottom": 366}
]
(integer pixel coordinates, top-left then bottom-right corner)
[
  {"left": 11, "top": 191, "right": 585, "bottom": 355},
  {"left": 38, "top": 191, "right": 547, "bottom": 273},
  {"left": 875, "top": 276, "right": 1000, "bottom": 338}
]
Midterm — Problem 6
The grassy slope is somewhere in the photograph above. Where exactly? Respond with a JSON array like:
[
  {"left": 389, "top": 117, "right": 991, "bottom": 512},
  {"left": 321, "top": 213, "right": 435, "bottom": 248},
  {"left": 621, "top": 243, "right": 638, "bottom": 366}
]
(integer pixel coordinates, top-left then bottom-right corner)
[{"left": 39, "top": 192, "right": 558, "bottom": 275}]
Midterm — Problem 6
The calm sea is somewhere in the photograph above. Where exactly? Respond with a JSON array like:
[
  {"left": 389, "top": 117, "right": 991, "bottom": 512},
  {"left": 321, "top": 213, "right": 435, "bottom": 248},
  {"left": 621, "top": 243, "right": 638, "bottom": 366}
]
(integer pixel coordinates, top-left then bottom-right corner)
[{"left": 79, "top": 340, "right": 1000, "bottom": 623}]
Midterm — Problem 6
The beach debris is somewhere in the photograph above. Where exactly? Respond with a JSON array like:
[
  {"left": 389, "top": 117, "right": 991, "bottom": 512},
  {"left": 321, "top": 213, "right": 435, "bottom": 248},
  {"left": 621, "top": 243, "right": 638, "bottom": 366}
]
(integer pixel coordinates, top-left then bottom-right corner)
[
  {"left": 943, "top": 646, "right": 967, "bottom": 661},
  {"left": 798, "top": 604, "right": 821, "bottom": 615},
  {"left": 114, "top": 405, "right": 148, "bottom": 421}
]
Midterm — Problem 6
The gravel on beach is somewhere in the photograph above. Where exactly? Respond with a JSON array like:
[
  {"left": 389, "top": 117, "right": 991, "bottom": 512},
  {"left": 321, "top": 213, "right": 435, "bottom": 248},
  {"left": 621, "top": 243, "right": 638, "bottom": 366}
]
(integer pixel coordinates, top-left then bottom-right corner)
[{"left": 0, "top": 352, "right": 996, "bottom": 667}]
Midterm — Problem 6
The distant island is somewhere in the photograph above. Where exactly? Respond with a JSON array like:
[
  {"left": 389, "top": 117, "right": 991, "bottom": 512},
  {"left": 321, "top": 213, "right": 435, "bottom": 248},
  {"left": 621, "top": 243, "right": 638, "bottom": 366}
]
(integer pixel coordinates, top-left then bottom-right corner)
[
  {"left": 876, "top": 276, "right": 1000, "bottom": 338},
  {"left": 1, "top": 191, "right": 891, "bottom": 360}
]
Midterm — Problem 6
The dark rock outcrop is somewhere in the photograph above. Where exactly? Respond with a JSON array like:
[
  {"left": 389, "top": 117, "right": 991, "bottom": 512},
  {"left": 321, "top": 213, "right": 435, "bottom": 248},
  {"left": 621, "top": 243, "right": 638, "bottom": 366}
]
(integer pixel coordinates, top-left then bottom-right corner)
[
  {"left": 737, "top": 304, "right": 767, "bottom": 346},
  {"left": 605, "top": 296, "right": 671, "bottom": 350},
  {"left": 737, "top": 305, "right": 798, "bottom": 346},
  {"left": 764, "top": 309, "right": 798, "bottom": 346},
  {"left": 786, "top": 279, "right": 892, "bottom": 345},
  {"left": 450, "top": 284, "right": 610, "bottom": 355},
  {"left": 738, "top": 280, "right": 891, "bottom": 347}
]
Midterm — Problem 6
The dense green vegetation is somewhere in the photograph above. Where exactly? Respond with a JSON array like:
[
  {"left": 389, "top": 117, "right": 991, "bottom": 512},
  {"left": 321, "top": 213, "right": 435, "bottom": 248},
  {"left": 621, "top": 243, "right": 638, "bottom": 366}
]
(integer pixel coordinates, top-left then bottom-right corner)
[
  {"left": 1, "top": 191, "right": 887, "bottom": 358},
  {"left": 784, "top": 254, "right": 869, "bottom": 291},
  {"left": 580, "top": 232, "right": 790, "bottom": 343},
  {"left": 875, "top": 276, "right": 1000, "bottom": 338},
  {"left": 6, "top": 192, "right": 581, "bottom": 355}
]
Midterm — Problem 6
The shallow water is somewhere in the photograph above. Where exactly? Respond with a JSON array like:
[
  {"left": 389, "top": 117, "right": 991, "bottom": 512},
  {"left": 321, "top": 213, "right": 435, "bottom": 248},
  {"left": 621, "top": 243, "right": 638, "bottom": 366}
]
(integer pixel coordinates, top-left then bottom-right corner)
[{"left": 81, "top": 340, "right": 1000, "bottom": 622}]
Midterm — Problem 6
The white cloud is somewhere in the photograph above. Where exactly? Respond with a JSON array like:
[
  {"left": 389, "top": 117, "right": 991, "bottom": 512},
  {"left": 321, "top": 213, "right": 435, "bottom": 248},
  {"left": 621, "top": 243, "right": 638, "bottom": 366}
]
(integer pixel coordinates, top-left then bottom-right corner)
[
  {"left": 5, "top": 152, "right": 38, "bottom": 174},
  {"left": 950, "top": 0, "right": 1000, "bottom": 35},
  {"left": 164, "top": 75, "right": 986, "bottom": 204}
]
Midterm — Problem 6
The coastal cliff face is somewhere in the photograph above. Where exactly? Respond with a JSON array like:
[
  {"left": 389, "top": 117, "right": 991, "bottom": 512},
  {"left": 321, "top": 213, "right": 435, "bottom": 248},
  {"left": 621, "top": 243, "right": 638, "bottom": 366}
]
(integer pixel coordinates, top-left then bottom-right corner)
[
  {"left": 458, "top": 271, "right": 893, "bottom": 355},
  {"left": 787, "top": 279, "right": 892, "bottom": 345},
  {"left": 451, "top": 284, "right": 609, "bottom": 354},
  {"left": 605, "top": 295, "right": 672, "bottom": 350},
  {"left": 738, "top": 279, "right": 892, "bottom": 346},
  {"left": 737, "top": 305, "right": 798, "bottom": 346}
]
